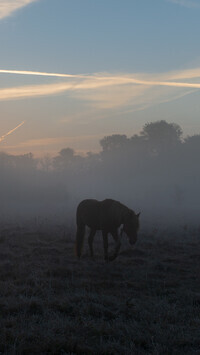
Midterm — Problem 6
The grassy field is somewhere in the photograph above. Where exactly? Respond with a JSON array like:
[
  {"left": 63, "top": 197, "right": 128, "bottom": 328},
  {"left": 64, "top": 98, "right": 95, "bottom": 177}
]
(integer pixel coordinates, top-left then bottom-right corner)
[{"left": 0, "top": 223, "right": 200, "bottom": 354}]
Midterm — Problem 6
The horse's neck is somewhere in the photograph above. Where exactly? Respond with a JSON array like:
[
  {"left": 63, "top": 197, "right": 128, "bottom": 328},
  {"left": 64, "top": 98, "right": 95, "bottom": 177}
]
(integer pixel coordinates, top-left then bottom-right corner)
[{"left": 118, "top": 204, "right": 130, "bottom": 224}]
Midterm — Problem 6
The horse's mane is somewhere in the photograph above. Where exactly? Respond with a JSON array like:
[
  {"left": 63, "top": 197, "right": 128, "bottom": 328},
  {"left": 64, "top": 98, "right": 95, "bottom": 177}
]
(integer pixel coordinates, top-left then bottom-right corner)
[{"left": 101, "top": 199, "right": 134, "bottom": 220}]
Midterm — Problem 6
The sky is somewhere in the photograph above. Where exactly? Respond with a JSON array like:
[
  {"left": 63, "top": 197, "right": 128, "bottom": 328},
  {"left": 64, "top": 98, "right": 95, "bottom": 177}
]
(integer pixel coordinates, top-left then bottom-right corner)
[{"left": 0, "top": 0, "right": 200, "bottom": 156}]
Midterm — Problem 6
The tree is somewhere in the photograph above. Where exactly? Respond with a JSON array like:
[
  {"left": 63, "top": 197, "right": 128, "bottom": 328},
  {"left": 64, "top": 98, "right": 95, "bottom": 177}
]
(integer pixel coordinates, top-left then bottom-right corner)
[
  {"left": 183, "top": 134, "right": 200, "bottom": 165},
  {"left": 129, "top": 134, "right": 147, "bottom": 152},
  {"left": 53, "top": 148, "right": 75, "bottom": 170},
  {"left": 184, "top": 135, "right": 200, "bottom": 151},
  {"left": 100, "top": 134, "right": 128, "bottom": 152},
  {"left": 140, "top": 120, "right": 182, "bottom": 155}
]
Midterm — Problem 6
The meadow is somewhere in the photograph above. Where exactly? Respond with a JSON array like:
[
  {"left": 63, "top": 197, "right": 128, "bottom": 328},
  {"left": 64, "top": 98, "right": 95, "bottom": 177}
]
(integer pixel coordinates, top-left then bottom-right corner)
[{"left": 0, "top": 222, "right": 199, "bottom": 354}]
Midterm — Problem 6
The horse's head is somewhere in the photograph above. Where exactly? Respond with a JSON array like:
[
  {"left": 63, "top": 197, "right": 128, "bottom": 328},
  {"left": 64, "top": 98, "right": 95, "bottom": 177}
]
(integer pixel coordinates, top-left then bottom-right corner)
[{"left": 123, "top": 210, "right": 140, "bottom": 245}]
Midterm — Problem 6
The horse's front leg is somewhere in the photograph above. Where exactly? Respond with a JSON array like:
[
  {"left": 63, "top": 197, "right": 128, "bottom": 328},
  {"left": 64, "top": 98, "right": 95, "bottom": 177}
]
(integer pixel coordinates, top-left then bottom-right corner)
[
  {"left": 102, "top": 231, "right": 108, "bottom": 261},
  {"left": 109, "top": 230, "right": 121, "bottom": 261},
  {"left": 88, "top": 229, "right": 96, "bottom": 258}
]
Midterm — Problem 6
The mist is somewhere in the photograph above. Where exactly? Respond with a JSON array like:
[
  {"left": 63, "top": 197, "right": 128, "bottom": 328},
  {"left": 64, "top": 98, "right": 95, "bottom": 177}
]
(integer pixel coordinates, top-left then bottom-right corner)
[{"left": 0, "top": 120, "right": 199, "bottom": 233}]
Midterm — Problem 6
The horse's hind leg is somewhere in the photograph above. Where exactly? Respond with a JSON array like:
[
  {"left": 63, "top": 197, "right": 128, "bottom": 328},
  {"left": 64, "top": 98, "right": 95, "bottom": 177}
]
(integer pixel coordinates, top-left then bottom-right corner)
[
  {"left": 102, "top": 231, "right": 108, "bottom": 261},
  {"left": 88, "top": 229, "right": 96, "bottom": 258}
]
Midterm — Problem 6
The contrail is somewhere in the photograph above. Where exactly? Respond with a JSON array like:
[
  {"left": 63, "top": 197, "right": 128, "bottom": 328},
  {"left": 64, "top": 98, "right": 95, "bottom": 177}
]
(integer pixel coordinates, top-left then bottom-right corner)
[
  {"left": 0, "top": 69, "right": 200, "bottom": 89},
  {"left": 0, "top": 69, "right": 89, "bottom": 79},
  {"left": 0, "top": 121, "right": 25, "bottom": 143}
]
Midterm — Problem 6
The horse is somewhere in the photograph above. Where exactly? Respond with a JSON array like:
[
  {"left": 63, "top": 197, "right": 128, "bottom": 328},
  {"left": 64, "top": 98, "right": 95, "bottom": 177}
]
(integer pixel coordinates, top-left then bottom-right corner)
[{"left": 75, "top": 199, "right": 140, "bottom": 261}]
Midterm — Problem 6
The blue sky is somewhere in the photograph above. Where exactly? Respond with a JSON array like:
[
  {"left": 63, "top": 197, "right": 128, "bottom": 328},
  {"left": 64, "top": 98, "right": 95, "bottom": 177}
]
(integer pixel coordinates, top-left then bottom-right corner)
[{"left": 0, "top": 0, "right": 200, "bottom": 156}]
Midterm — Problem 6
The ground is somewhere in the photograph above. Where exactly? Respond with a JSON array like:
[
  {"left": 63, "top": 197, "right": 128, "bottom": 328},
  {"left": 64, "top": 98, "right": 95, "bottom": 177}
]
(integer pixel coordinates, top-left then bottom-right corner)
[{"left": 0, "top": 223, "right": 200, "bottom": 354}]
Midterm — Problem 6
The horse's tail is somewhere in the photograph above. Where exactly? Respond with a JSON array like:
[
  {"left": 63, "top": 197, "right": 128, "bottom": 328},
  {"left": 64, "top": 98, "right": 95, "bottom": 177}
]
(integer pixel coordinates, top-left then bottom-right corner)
[{"left": 75, "top": 224, "right": 85, "bottom": 258}]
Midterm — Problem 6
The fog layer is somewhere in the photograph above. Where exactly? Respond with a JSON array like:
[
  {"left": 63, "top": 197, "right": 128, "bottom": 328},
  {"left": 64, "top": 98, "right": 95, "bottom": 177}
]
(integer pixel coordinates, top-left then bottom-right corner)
[{"left": 1, "top": 121, "right": 199, "bottom": 231}]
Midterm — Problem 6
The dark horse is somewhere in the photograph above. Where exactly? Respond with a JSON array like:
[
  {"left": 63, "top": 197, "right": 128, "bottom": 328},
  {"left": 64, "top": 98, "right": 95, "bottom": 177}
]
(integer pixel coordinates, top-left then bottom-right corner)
[{"left": 75, "top": 199, "right": 140, "bottom": 261}]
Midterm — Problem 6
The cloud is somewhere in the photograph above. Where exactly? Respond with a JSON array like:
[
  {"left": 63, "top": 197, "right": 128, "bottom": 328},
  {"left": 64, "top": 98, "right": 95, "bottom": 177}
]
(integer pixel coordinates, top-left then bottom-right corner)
[
  {"left": 0, "top": 67, "right": 200, "bottom": 113},
  {"left": 10, "top": 134, "right": 102, "bottom": 148},
  {"left": 0, "top": 82, "right": 76, "bottom": 100},
  {"left": 167, "top": 0, "right": 200, "bottom": 8},
  {"left": 5, "top": 134, "right": 103, "bottom": 156},
  {"left": 1, "top": 68, "right": 200, "bottom": 90},
  {"left": 0, "top": 0, "right": 39, "bottom": 20}
]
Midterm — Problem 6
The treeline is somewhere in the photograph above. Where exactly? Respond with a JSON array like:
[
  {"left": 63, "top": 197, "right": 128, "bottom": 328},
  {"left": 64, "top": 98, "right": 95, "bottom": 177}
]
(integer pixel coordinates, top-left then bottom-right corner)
[{"left": 0, "top": 120, "right": 200, "bottom": 226}]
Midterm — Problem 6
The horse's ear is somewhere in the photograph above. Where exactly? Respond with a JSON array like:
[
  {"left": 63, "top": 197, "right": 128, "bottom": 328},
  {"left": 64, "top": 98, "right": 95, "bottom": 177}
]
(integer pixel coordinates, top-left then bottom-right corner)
[{"left": 136, "top": 212, "right": 141, "bottom": 218}]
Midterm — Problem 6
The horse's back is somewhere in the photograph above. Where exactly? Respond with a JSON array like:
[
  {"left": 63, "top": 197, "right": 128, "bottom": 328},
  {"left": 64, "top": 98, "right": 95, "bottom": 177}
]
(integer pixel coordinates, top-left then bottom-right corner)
[
  {"left": 76, "top": 199, "right": 101, "bottom": 229},
  {"left": 76, "top": 199, "right": 127, "bottom": 231}
]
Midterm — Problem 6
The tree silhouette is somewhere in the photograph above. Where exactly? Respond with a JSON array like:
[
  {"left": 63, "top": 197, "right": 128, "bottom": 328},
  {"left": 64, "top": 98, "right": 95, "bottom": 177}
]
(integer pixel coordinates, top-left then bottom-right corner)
[
  {"left": 53, "top": 148, "right": 75, "bottom": 170},
  {"left": 182, "top": 134, "right": 200, "bottom": 170},
  {"left": 184, "top": 135, "right": 200, "bottom": 151},
  {"left": 141, "top": 120, "right": 182, "bottom": 155},
  {"left": 100, "top": 134, "right": 128, "bottom": 152}
]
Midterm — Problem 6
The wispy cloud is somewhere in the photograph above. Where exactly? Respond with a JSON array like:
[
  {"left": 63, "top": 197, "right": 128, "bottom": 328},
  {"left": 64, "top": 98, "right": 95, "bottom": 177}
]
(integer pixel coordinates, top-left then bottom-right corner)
[
  {"left": 5, "top": 134, "right": 102, "bottom": 156},
  {"left": 0, "top": 0, "right": 39, "bottom": 20},
  {"left": 167, "top": 0, "right": 200, "bottom": 8},
  {"left": 0, "top": 67, "right": 200, "bottom": 112},
  {"left": 10, "top": 134, "right": 102, "bottom": 148},
  {"left": 0, "top": 121, "right": 25, "bottom": 142},
  {"left": 0, "top": 82, "right": 75, "bottom": 100},
  {"left": 1, "top": 68, "right": 200, "bottom": 88}
]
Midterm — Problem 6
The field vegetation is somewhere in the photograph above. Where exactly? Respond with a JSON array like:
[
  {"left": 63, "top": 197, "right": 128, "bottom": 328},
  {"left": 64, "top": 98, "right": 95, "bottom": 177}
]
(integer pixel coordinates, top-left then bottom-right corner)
[{"left": 0, "top": 223, "right": 199, "bottom": 354}]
